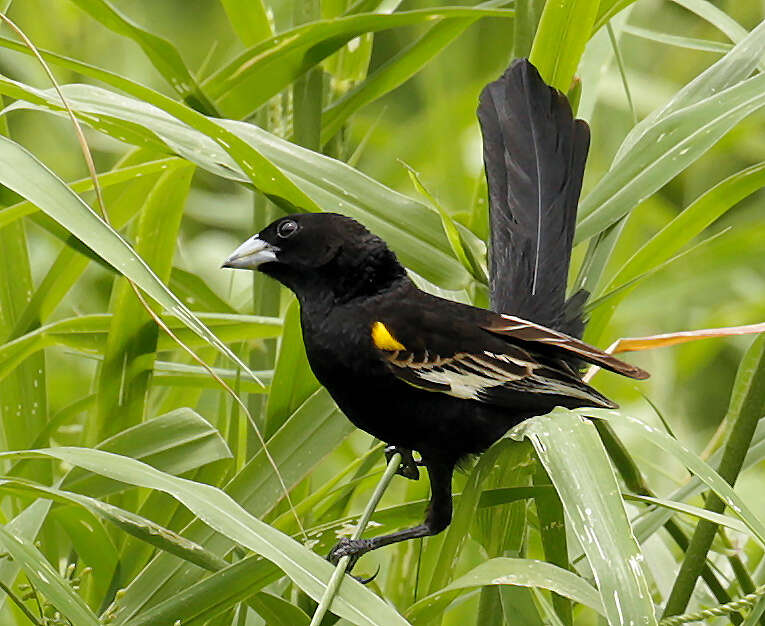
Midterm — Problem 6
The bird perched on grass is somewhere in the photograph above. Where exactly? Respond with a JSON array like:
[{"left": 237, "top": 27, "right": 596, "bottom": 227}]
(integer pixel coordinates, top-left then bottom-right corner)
[{"left": 223, "top": 58, "right": 648, "bottom": 573}]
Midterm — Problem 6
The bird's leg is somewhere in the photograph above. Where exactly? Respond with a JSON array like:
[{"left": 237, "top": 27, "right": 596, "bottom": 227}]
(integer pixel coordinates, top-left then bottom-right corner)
[
  {"left": 328, "top": 462, "right": 454, "bottom": 575},
  {"left": 384, "top": 445, "right": 422, "bottom": 480}
]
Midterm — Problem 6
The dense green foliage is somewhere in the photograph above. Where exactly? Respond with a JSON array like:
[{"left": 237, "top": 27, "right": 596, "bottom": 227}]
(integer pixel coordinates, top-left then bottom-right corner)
[{"left": 0, "top": 0, "right": 763, "bottom": 624}]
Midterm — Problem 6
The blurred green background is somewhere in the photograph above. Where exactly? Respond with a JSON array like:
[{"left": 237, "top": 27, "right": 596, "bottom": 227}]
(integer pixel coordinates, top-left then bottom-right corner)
[{"left": 0, "top": 0, "right": 764, "bottom": 624}]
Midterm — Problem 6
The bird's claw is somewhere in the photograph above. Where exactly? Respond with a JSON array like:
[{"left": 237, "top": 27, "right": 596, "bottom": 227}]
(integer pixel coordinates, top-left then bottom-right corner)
[
  {"left": 384, "top": 445, "right": 421, "bottom": 480},
  {"left": 328, "top": 538, "right": 378, "bottom": 583}
]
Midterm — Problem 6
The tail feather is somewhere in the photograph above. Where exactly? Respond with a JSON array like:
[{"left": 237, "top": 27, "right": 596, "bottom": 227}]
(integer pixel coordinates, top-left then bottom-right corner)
[{"left": 478, "top": 58, "right": 590, "bottom": 337}]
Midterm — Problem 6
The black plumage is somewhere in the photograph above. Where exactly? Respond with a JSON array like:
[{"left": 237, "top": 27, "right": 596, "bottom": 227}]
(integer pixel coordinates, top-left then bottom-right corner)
[
  {"left": 222, "top": 59, "right": 648, "bottom": 572},
  {"left": 479, "top": 59, "right": 590, "bottom": 337}
]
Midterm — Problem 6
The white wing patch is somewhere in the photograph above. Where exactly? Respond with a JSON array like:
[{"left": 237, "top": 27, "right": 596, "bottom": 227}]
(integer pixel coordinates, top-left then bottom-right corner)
[
  {"left": 386, "top": 350, "right": 536, "bottom": 400},
  {"left": 384, "top": 347, "right": 618, "bottom": 408}
]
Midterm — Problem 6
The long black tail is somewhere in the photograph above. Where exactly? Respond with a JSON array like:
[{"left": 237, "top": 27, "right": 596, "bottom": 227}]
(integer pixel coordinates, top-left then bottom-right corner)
[{"left": 478, "top": 59, "right": 590, "bottom": 338}]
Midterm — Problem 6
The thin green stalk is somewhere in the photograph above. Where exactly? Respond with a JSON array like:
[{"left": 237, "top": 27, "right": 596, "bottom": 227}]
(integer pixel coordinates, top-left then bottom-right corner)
[
  {"left": 663, "top": 335, "right": 765, "bottom": 619},
  {"left": 309, "top": 452, "right": 402, "bottom": 626},
  {"left": 607, "top": 21, "right": 637, "bottom": 125}
]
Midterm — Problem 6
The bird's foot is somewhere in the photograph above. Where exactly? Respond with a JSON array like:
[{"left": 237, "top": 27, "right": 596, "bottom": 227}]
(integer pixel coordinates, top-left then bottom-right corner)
[
  {"left": 327, "top": 538, "right": 379, "bottom": 583},
  {"left": 384, "top": 446, "right": 421, "bottom": 480}
]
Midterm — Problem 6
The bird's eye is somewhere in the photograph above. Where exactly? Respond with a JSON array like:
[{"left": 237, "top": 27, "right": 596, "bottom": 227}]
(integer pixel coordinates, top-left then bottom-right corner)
[{"left": 277, "top": 220, "right": 299, "bottom": 239}]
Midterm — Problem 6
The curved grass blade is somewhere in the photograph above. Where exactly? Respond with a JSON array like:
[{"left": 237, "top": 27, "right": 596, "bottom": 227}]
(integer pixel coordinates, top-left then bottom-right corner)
[
  {"left": 204, "top": 7, "right": 514, "bottom": 117},
  {"left": 0, "top": 447, "right": 410, "bottom": 626},
  {"left": 0, "top": 134, "right": 264, "bottom": 383},
  {"left": 600, "top": 410, "right": 765, "bottom": 546},
  {"left": 406, "top": 557, "right": 603, "bottom": 624},
  {"left": 0, "top": 524, "right": 99, "bottom": 626},
  {"left": 1, "top": 80, "right": 474, "bottom": 289},
  {"left": 0, "top": 479, "right": 229, "bottom": 572},
  {"left": 529, "top": 0, "right": 600, "bottom": 92},
  {"left": 69, "top": 0, "right": 217, "bottom": 114},
  {"left": 511, "top": 409, "right": 657, "bottom": 626},
  {"left": 576, "top": 19, "right": 765, "bottom": 245},
  {"left": 320, "top": 0, "right": 512, "bottom": 146},
  {"left": 622, "top": 25, "right": 731, "bottom": 53}
]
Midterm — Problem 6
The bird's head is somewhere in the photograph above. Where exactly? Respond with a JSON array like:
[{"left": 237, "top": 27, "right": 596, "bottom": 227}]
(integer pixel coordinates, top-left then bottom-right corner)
[{"left": 222, "top": 212, "right": 407, "bottom": 304}]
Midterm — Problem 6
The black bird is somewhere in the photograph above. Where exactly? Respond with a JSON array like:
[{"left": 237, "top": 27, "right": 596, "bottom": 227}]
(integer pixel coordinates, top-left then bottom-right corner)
[{"left": 223, "top": 59, "right": 649, "bottom": 571}]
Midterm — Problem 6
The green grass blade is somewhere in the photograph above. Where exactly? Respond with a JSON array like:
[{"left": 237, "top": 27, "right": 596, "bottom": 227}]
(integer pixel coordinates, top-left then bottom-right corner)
[
  {"left": 70, "top": 0, "right": 218, "bottom": 113},
  {"left": 2, "top": 81, "right": 474, "bottom": 289},
  {"left": 62, "top": 407, "right": 232, "bottom": 497},
  {"left": 0, "top": 479, "right": 228, "bottom": 572},
  {"left": 663, "top": 334, "right": 765, "bottom": 617},
  {"left": 406, "top": 557, "right": 604, "bottom": 623},
  {"left": 585, "top": 162, "right": 765, "bottom": 340},
  {"left": 0, "top": 500, "right": 52, "bottom": 614},
  {"left": 204, "top": 7, "right": 514, "bottom": 118},
  {"left": 622, "top": 25, "right": 731, "bottom": 53},
  {"left": 264, "top": 300, "right": 319, "bottom": 438},
  {"left": 0, "top": 157, "right": 176, "bottom": 230},
  {"left": 220, "top": 0, "right": 273, "bottom": 46},
  {"left": 90, "top": 160, "right": 193, "bottom": 443},
  {"left": 576, "top": 72, "right": 765, "bottom": 245},
  {"left": 114, "top": 388, "right": 352, "bottom": 622},
  {"left": 0, "top": 524, "right": 100, "bottom": 626},
  {"left": 0, "top": 447, "right": 411, "bottom": 626},
  {"left": 529, "top": 0, "right": 601, "bottom": 92},
  {"left": 606, "top": 410, "right": 765, "bottom": 546},
  {"left": 511, "top": 409, "right": 657, "bottom": 626},
  {"left": 0, "top": 134, "right": 261, "bottom": 384}
]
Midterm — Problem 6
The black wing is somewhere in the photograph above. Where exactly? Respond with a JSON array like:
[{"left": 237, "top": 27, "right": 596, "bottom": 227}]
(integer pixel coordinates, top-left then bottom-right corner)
[
  {"left": 370, "top": 306, "right": 648, "bottom": 411},
  {"left": 478, "top": 58, "right": 590, "bottom": 336}
]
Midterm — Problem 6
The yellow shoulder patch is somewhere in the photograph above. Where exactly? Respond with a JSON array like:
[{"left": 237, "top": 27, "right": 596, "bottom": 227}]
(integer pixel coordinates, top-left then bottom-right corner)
[{"left": 371, "top": 321, "right": 406, "bottom": 351}]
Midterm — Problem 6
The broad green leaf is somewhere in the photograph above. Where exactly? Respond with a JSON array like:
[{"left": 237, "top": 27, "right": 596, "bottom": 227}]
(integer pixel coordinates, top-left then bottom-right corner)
[
  {"left": 8, "top": 156, "right": 174, "bottom": 340},
  {"left": 576, "top": 20, "right": 765, "bottom": 245},
  {"left": 0, "top": 447, "right": 410, "bottom": 626},
  {"left": 119, "top": 554, "right": 280, "bottom": 626},
  {"left": 169, "top": 267, "right": 238, "bottom": 315},
  {"left": 670, "top": 0, "right": 750, "bottom": 46},
  {"left": 576, "top": 72, "right": 765, "bottom": 245},
  {"left": 630, "top": 419, "right": 765, "bottom": 545},
  {"left": 625, "top": 494, "right": 749, "bottom": 534},
  {"left": 0, "top": 524, "right": 99, "bottom": 626},
  {"left": 152, "top": 361, "right": 272, "bottom": 393},
  {"left": 406, "top": 558, "right": 604, "bottom": 623},
  {"left": 0, "top": 157, "right": 177, "bottom": 229},
  {"left": 50, "top": 504, "right": 118, "bottom": 606},
  {"left": 511, "top": 409, "right": 657, "bottom": 626},
  {"left": 614, "top": 19, "right": 765, "bottom": 161},
  {"left": 204, "top": 7, "right": 514, "bottom": 118},
  {"left": 0, "top": 220, "right": 47, "bottom": 454},
  {"left": 0, "top": 133, "right": 263, "bottom": 382},
  {"left": 529, "top": 0, "right": 600, "bottom": 92},
  {"left": 3, "top": 81, "right": 474, "bottom": 289}
]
